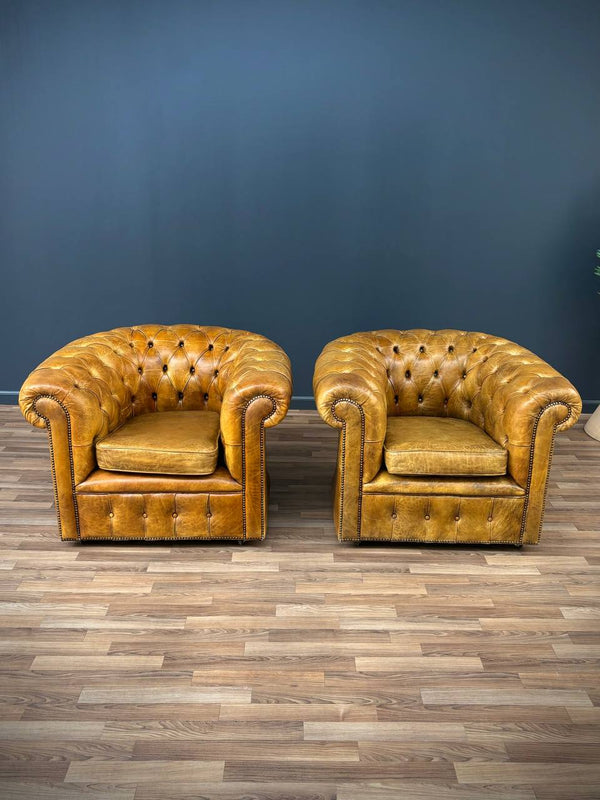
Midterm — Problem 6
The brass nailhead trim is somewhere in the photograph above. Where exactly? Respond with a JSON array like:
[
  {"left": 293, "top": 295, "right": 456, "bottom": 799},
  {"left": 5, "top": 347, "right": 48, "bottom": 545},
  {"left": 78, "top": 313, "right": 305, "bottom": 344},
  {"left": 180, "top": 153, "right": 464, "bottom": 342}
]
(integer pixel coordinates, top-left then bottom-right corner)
[
  {"left": 241, "top": 394, "right": 277, "bottom": 541},
  {"left": 519, "top": 401, "right": 572, "bottom": 545},
  {"left": 331, "top": 398, "right": 366, "bottom": 542},
  {"left": 32, "top": 395, "right": 81, "bottom": 542},
  {"left": 81, "top": 534, "right": 247, "bottom": 543}
]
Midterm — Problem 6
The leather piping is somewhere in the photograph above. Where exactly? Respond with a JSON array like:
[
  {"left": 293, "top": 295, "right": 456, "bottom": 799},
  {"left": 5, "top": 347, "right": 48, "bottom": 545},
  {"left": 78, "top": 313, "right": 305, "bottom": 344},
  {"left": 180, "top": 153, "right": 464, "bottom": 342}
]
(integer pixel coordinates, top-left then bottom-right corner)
[
  {"left": 519, "top": 400, "right": 572, "bottom": 545},
  {"left": 331, "top": 398, "right": 365, "bottom": 542},
  {"left": 32, "top": 394, "right": 80, "bottom": 542},
  {"left": 241, "top": 394, "right": 277, "bottom": 541}
]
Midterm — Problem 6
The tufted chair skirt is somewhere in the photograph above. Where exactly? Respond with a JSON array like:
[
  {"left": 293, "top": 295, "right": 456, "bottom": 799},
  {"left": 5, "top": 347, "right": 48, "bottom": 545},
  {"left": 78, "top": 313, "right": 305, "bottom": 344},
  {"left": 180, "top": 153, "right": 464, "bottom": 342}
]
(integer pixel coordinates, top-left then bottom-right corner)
[{"left": 19, "top": 325, "right": 292, "bottom": 542}]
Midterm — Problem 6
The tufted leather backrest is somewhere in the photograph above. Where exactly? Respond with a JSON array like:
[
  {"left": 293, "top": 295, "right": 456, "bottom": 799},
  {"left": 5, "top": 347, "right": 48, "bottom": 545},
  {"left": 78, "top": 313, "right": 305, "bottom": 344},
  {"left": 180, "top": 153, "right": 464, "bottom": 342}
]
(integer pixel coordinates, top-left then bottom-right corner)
[
  {"left": 314, "top": 328, "right": 581, "bottom": 488},
  {"left": 30, "top": 324, "right": 272, "bottom": 421},
  {"left": 20, "top": 324, "right": 292, "bottom": 491},
  {"left": 357, "top": 329, "right": 559, "bottom": 424}
]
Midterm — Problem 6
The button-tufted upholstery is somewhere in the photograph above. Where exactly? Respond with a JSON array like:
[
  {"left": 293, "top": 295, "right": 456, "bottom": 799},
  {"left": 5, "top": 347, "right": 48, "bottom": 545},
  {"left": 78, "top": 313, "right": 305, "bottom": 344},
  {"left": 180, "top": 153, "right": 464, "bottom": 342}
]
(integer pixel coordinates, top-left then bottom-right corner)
[
  {"left": 19, "top": 325, "right": 292, "bottom": 542},
  {"left": 313, "top": 329, "right": 581, "bottom": 545}
]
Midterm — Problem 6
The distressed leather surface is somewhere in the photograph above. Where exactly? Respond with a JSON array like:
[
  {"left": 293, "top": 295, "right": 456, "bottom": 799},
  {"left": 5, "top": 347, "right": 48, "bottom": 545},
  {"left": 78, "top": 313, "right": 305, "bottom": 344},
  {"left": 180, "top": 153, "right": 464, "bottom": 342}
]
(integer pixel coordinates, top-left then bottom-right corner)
[
  {"left": 77, "top": 466, "right": 240, "bottom": 494},
  {"left": 19, "top": 325, "right": 292, "bottom": 541},
  {"left": 384, "top": 416, "right": 507, "bottom": 476},
  {"left": 76, "top": 492, "right": 243, "bottom": 541},
  {"left": 314, "top": 329, "right": 581, "bottom": 544},
  {"left": 96, "top": 410, "right": 220, "bottom": 476},
  {"left": 360, "top": 493, "right": 525, "bottom": 545},
  {"left": 363, "top": 471, "right": 525, "bottom": 497}
]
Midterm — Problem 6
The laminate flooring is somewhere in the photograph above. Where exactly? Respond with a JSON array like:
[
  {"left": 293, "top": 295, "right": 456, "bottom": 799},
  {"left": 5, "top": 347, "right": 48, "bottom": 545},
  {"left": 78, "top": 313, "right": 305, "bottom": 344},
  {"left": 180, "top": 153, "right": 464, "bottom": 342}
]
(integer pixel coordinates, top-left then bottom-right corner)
[{"left": 0, "top": 406, "right": 598, "bottom": 799}]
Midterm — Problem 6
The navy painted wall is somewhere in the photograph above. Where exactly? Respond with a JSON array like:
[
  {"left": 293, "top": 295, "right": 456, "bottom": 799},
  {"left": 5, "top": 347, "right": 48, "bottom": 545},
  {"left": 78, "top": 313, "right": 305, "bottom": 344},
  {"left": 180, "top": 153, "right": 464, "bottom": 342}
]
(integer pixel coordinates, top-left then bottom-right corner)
[{"left": 2, "top": 0, "right": 599, "bottom": 404}]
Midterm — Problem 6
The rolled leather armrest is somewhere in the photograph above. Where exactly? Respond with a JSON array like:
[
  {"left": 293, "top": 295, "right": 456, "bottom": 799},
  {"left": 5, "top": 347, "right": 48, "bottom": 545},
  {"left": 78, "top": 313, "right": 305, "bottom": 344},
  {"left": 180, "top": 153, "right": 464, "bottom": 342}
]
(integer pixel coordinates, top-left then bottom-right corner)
[
  {"left": 473, "top": 347, "right": 582, "bottom": 489},
  {"left": 220, "top": 335, "right": 292, "bottom": 483},
  {"left": 18, "top": 341, "right": 133, "bottom": 539},
  {"left": 313, "top": 335, "right": 388, "bottom": 483},
  {"left": 19, "top": 343, "right": 132, "bottom": 483}
]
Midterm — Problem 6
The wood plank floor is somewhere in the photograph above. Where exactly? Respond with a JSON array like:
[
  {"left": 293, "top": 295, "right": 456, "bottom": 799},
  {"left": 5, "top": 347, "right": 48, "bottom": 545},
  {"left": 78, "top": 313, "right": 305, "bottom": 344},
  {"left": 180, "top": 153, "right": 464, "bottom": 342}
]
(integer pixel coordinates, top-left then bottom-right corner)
[{"left": 0, "top": 405, "right": 598, "bottom": 800}]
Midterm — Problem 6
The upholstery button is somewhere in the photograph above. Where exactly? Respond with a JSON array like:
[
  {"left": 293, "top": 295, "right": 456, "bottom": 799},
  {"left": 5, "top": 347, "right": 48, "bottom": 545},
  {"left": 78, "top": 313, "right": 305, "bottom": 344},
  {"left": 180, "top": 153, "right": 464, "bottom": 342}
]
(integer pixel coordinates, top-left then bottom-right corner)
[
  {"left": 391, "top": 512, "right": 397, "bottom": 519},
  {"left": 224, "top": 346, "right": 229, "bottom": 351},
  {"left": 487, "top": 516, "right": 493, "bottom": 522},
  {"left": 425, "top": 514, "right": 430, "bottom": 520},
  {"left": 138, "top": 367, "right": 143, "bottom": 374},
  {"left": 204, "top": 393, "right": 209, "bottom": 401},
  {"left": 178, "top": 392, "right": 184, "bottom": 400},
  {"left": 419, "top": 345, "right": 425, "bottom": 353},
  {"left": 473, "top": 347, "right": 478, "bottom": 352},
  {"left": 433, "top": 370, "right": 438, "bottom": 377},
  {"left": 152, "top": 392, "right": 157, "bottom": 400},
  {"left": 206, "top": 511, "right": 212, "bottom": 518},
  {"left": 393, "top": 345, "right": 399, "bottom": 354},
  {"left": 190, "top": 367, "right": 195, "bottom": 374},
  {"left": 142, "top": 512, "right": 147, "bottom": 518},
  {"left": 131, "top": 395, "right": 135, "bottom": 402},
  {"left": 208, "top": 344, "right": 214, "bottom": 350},
  {"left": 172, "top": 512, "right": 178, "bottom": 518},
  {"left": 394, "top": 395, "right": 399, "bottom": 404},
  {"left": 162, "top": 365, "right": 168, "bottom": 372},
  {"left": 444, "top": 398, "right": 449, "bottom": 405},
  {"left": 109, "top": 512, "right": 114, "bottom": 518},
  {"left": 178, "top": 341, "right": 184, "bottom": 347},
  {"left": 462, "top": 372, "right": 467, "bottom": 379},
  {"left": 455, "top": 515, "right": 460, "bottom": 521},
  {"left": 214, "top": 370, "right": 219, "bottom": 376},
  {"left": 405, "top": 370, "right": 411, "bottom": 379},
  {"left": 418, "top": 395, "right": 423, "bottom": 403},
  {"left": 148, "top": 342, "right": 153, "bottom": 348},
  {"left": 448, "top": 345, "right": 454, "bottom": 352}
]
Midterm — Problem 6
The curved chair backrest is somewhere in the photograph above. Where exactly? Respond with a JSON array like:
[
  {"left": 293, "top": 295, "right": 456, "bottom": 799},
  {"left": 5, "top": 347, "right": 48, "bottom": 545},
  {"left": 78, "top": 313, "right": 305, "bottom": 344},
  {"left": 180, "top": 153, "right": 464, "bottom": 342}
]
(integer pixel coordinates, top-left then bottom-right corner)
[
  {"left": 342, "top": 329, "right": 558, "bottom": 427},
  {"left": 23, "top": 324, "right": 275, "bottom": 419}
]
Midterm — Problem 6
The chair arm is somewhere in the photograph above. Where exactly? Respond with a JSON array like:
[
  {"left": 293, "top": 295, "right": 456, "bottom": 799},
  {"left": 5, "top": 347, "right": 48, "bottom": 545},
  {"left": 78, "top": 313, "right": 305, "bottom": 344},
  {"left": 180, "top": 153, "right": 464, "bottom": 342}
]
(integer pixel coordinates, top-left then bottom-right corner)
[
  {"left": 473, "top": 348, "right": 581, "bottom": 488},
  {"left": 220, "top": 334, "right": 292, "bottom": 482},
  {"left": 19, "top": 343, "right": 133, "bottom": 484},
  {"left": 313, "top": 335, "right": 388, "bottom": 483},
  {"left": 19, "top": 340, "right": 134, "bottom": 540}
]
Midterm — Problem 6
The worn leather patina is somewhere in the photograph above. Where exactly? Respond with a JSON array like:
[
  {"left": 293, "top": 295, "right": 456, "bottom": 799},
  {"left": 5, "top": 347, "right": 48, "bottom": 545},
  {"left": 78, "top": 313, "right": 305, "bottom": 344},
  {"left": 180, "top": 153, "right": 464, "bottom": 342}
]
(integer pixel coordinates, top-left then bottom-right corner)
[
  {"left": 314, "top": 329, "right": 581, "bottom": 545},
  {"left": 96, "top": 410, "right": 221, "bottom": 476},
  {"left": 384, "top": 416, "right": 508, "bottom": 477},
  {"left": 19, "top": 325, "right": 292, "bottom": 542}
]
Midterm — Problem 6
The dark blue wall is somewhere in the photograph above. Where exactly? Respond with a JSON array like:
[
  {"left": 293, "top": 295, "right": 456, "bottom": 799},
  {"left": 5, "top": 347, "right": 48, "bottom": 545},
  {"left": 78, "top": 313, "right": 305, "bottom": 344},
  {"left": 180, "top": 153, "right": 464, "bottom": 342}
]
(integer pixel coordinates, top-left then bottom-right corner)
[{"left": 2, "top": 0, "right": 599, "bottom": 404}]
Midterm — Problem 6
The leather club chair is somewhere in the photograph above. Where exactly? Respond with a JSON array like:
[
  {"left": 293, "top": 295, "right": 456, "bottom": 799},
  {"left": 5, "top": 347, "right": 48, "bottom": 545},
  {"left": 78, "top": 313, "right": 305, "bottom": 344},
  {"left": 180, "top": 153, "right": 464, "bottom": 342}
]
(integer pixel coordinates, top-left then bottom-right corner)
[
  {"left": 19, "top": 325, "right": 292, "bottom": 542},
  {"left": 313, "top": 329, "right": 581, "bottom": 546}
]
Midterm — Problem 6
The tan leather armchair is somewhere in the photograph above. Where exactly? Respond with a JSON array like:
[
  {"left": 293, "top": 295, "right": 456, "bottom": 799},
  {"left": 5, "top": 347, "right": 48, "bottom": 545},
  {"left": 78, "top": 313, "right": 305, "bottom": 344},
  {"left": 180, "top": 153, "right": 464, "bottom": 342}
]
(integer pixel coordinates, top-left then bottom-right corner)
[
  {"left": 314, "top": 330, "right": 581, "bottom": 546},
  {"left": 19, "top": 325, "right": 292, "bottom": 542}
]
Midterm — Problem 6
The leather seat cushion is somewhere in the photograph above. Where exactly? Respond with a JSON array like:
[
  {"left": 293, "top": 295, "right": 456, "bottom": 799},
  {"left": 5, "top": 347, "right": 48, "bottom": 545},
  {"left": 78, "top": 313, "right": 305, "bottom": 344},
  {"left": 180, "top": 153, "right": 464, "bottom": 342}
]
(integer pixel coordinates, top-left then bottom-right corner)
[
  {"left": 77, "top": 465, "right": 240, "bottom": 494},
  {"left": 96, "top": 411, "right": 220, "bottom": 476},
  {"left": 384, "top": 416, "right": 508, "bottom": 477}
]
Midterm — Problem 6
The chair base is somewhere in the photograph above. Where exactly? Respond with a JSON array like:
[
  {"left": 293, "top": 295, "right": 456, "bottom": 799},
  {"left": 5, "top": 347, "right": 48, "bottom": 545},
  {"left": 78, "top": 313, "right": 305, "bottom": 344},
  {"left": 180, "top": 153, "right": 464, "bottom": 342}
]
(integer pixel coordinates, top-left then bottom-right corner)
[
  {"left": 74, "top": 490, "right": 254, "bottom": 542},
  {"left": 339, "top": 490, "right": 527, "bottom": 546}
]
